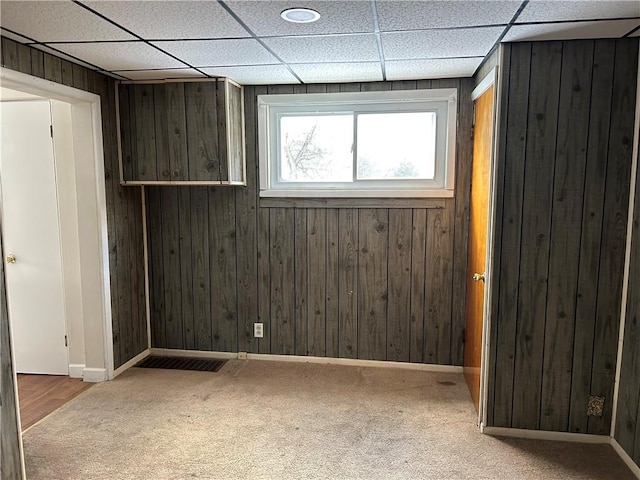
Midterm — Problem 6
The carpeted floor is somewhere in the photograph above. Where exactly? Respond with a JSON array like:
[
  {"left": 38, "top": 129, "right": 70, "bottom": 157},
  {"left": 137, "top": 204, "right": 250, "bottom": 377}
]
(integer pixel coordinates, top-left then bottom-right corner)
[{"left": 23, "top": 360, "right": 635, "bottom": 480}]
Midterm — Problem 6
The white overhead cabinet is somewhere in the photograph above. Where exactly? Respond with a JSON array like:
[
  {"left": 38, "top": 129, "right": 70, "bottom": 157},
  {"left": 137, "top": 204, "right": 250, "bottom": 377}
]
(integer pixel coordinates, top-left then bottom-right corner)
[{"left": 117, "top": 78, "right": 245, "bottom": 185}]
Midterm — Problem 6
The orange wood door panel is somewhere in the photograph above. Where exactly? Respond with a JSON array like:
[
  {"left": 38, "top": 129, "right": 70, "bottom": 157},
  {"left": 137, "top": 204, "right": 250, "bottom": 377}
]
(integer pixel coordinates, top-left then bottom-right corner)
[{"left": 464, "top": 85, "right": 494, "bottom": 411}]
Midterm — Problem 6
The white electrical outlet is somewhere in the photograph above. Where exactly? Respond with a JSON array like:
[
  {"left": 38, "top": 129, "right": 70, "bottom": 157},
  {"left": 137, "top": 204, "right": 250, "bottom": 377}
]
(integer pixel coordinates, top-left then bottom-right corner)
[{"left": 254, "top": 322, "right": 264, "bottom": 338}]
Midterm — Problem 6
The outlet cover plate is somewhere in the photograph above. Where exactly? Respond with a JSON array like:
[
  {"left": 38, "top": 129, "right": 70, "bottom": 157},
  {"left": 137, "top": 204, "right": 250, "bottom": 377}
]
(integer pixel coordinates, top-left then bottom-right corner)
[{"left": 254, "top": 322, "right": 264, "bottom": 338}]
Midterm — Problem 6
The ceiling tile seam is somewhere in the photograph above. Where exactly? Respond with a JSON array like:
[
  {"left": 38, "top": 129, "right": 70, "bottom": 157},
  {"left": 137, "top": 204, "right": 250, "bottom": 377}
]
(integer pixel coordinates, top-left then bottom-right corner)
[
  {"left": 217, "top": 0, "right": 303, "bottom": 84},
  {"left": 623, "top": 24, "right": 640, "bottom": 37},
  {"left": 370, "top": 0, "right": 386, "bottom": 81},
  {"left": 0, "top": 26, "right": 115, "bottom": 74},
  {"left": 515, "top": 16, "right": 640, "bottom": 26},
  {"left": 472, "top": 0, "right": 530, "bottom": 78},
  {"left": 70, "top": 0, "right": 213, "bottom": 78}
]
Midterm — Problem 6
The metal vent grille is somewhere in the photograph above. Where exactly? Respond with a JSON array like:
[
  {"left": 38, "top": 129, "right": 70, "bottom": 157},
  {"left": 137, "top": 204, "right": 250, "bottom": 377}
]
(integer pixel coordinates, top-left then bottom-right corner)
[{"left": 135, "top": 356, "right": 226, "bottom": 372}]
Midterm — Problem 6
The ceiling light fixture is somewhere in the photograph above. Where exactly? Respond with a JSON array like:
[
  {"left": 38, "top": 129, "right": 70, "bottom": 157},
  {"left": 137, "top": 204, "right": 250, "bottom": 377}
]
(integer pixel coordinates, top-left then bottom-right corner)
[{"left": 280, "top": 8, "right": 321, "bottom": 23}]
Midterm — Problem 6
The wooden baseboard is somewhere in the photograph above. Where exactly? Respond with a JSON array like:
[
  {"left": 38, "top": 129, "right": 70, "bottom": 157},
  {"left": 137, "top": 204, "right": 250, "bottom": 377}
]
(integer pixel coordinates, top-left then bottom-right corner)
[
  {"left": 113, "top": 349, "right": 151, "bottom": 378},
  {"left": 148, "top": 348, "right": 463, "bottom": 373},
  {"left": 481, "top": 426, "right": 610, "bottom": 444},
  {"left": 611, "top": 439, "right": 640, "bottom": 479}
]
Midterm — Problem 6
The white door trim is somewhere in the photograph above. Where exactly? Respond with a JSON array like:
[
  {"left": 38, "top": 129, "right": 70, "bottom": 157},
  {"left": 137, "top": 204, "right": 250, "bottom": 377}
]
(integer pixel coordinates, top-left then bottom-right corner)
[{"left": 0, "top": 67, "right": 114, "bottom": 381}]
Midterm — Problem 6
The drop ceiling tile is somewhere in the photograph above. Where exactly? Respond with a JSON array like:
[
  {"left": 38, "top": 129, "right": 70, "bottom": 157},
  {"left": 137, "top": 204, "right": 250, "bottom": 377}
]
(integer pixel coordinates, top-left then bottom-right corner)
[
  {"left": 377, "top": 0, "right": 520, "bottom": 31},
  {"left": 290, "top": 62, "right": 382, "bottom": 83},
  {"left": 386, "top": 58, "right": 482, "bottom": 80},
  {"left": 112, "top": 69, "right": 206, "bottom": 80},
  {"left": 153, "top": 39, "right": 278, "bottom": 67},
  {"left": 503, "top": 19, "right": 640, "bottom": 42},
  {"left": 83, "top": 1, "right": 250, "bottom": 40},
  {"left": 517, "top": 0, "right": 640, "bottom": 23},
  {"left": 200, "top": 65, "right": 299, "bottom": 85},
  {"left": 382, "top": 27, "right": 503, "bottom": 60},
  {"left": 0, "top": 1, "right": 134, "bottom": 42},
  {"left": 263, "top": 34, "right": 379, "bottom": 63},
  {"left": 226, "top": 0, "right": 374, "bottom": 36},
  {"left": 51, "top": 42, "right": 184, "bottom": 71}
]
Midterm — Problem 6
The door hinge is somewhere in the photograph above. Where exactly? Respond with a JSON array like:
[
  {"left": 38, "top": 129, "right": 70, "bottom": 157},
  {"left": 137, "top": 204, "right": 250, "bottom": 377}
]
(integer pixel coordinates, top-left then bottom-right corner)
[
  {"left": 64, "top": 335, "right": 68, "bottom": 347},
  {"left": 50, "top": 125, "right": 54, "bottom": 138}
]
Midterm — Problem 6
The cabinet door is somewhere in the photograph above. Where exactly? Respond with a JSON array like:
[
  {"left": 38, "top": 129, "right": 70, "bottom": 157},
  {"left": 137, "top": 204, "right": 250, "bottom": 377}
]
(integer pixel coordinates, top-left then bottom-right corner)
[{"left": 185, "top": 81, "right": 224, "bottom": 182}]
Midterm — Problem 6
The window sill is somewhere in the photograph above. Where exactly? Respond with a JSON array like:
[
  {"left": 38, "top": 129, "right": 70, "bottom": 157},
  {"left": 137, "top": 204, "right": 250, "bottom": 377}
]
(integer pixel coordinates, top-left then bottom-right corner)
[
  {"left": 259, "top": 188, "right": 453, "bottom": 198},
  {"left": 259, "top": 196, "right": 447, "bottom": 209}
]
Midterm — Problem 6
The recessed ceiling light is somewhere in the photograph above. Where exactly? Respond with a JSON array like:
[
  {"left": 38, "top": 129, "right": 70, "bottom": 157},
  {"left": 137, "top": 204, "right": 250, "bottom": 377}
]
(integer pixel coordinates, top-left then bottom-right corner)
[{"left": 280, "top": 8, "right": 321, "bottom": 23}]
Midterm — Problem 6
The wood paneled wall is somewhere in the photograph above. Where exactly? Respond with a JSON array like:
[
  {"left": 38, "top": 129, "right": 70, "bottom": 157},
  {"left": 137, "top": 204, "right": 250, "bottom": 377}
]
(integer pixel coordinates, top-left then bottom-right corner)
[
  {"left": 0, "top": 231, "right": 22, "bottom": 479},
  {"left": 486, "top": 38, "right": 638, "bottom": 434},
  {"left": 0, "top": 37, "right": 147, "bottom": 369},
  {"left": 147, "top": 78, "right": 474, "bottom": 365},
  {"left": 474, "top": 47, "right": 500, "bottom": 87},
  {"left": 615, "top": 132, "right": 640, "bottom": 466}
]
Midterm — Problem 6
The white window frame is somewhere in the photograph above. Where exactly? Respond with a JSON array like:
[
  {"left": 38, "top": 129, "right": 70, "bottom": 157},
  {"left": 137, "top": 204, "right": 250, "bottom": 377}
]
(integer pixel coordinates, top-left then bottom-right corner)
[{"left": 258, "top": 88, "right": 457, "bottom": 198}]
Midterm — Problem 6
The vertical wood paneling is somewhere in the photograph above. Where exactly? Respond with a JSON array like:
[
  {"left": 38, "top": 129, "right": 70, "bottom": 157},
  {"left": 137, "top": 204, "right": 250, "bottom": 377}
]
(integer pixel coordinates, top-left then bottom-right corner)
[
  {"left": 294, "top": 208, "right": 309, "bottom": 355},
  {"left": 338, "top": 209, "right": 358, "bottom": 358},
  {"left": 387, "top": 209, "right": 412, "bottom": 362},
  {"left": 486, "top": 38, "right": 638, "bottom": 436},
  {"left": 209, "top": 187, "right": 238, "bottom": 352},
  {"left": 358, "top": 209, "right": 388, "bottom": 361},
  {"left": 178, "top": 188, "right": 194, "bottom": 348},
  {"left": 161, "top": 187, "right": 183, "bottom": 349},
  {"left": 270, "top": 208, "right": 295, "bottom": 354},
  {"left": 569, "top": 40, "right": 615, "bottom": 434},
  {"left": 185, "top": 82, "right": 220, "bottom": 181},
  {"left": 308, "top": 209, "right": 327, "bottom": 356},
  {"left": 512, "top": 41, "right": 562, "bottom": 431},
  {"left": 135, "top": 84, "right": 158, "bottom": 181},
  {"left": 257, "top": 206, "right": 271, "bottom": 353},
  {"left": 588, "top": 39, "right": 637, "bottom": 435},
  {"left": 147, "top": 188, "right": 165, "bottom": 348},
  {"left": 60, "top": 59, "right": 73, "bottom": 86},
  {"left": 615, "top": 145, "right": 640, "bottom": 464},
  {"left": 326, "top": 209, "right": 340, "bottom": 358},
  {"left": 152, "top": 84, "right": 171, "bottom": 181},
  {"left": 410, "top": 209, "right": 427, "bottom": 363},
  {"left": 166, "top": 82, "right": 188, "bottom": 180},
  {"left": 0, "top": 234, "right": 22, "bottom": 479},
  {"left": 540, "top": 40, "right": 593, "bottom": 432},
  {"left": 30, "top": 48, "right": 44, "bottom": 78},
  {"left": 425, "top": 206, "right": 453, "bottom": 364},
  {"left": 44, "top": 54, "right": 62, "bottom": 83},
  {"left": 190, "top": 187, "right": 212, "bottom": 351}
]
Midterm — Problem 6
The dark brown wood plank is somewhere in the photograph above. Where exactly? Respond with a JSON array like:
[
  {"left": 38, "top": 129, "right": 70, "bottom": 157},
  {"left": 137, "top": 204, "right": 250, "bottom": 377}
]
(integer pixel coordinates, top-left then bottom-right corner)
[
  {"left": 357, "top": 208, "right": 388, "bottom": 360},
  {"left": 161, "top": 187, "right": 183, "bottom": 349},
  {"left": 338, "top": 209, "right": 358, "bottom": 358},
  {"left": 166, "top": 82, "right": 188, "bottom": 181},
  {"left": 146, "top": 187, "right": 166, "bottom": 348},
  {"left": 451, "top": 78, "right": 474, "bottom": 366},
  {"left": 569, "top": 40, "right": 615, "bottom": 434},
  {"left": 614, "top": 159, "right": 640, "bottom": 458},
  {"left": 236, "top": 85, "right": 259, "bottom": 353},
  {"left": 135, "top": 84, "right": 159, "bottom": 181},
  {"left": 16, "top": 42, "right": 32, "bottom": 74},
  {"left": 326, "top": 208, "right": 340, "bottom": 358},
  {"left": 30, "top": 48, "right": 44, "bottom": 78},
  {"left": 540, "top": 40, "right": 593, "bottom": 432},
  {"left": 425, "top": 205, "right": 453, "bottom": 365},
  {"left": 178, "top": 187, "right": 194, "bottom": 348},
  {"left": 0, "top": 234, "right": 22, "bottom": 479},
  {"left": 185, "top": 81, "right": 221, "bottom": 181},
  {"left": 294, "top": 208, "right": 308, "bottom": 355},
  {"left": 152, "top": 83, "right": 171, "bottom": 181},
  {"left": 410, "top": 209, "right": 427, "bottom": 363},
  {"left": 307, "top": 208, "right": 327, "bottom": 356},
  {"left": 257, "top": 207, "right": 271, "bottom": 354},
  {"left": 71, "top": 64, "right": 88, "bottom": 91},
  {"left": 387, "top": 209, "right": 412, "bottom": 362},
  {"left": 209, "top": 187, "right": 238, "bottom": 352},
  {"left": 1, "top": 37, "right": 18, "bottom": 69},
  {"left": 60, "top": 59, "right": 73, "bottom": 86},
  {"left": 269, "top": 208, "right": 295, "bottom": 354},
  {"left": 190, "top": 187, "right": 212, "bottom": 351},
  {"left": 512, "top": 41, "right": 563, "bottom": 430},
  {"left": 43, "top": 54, "right": 62, "bottom": 83},
  {"left": 118, "top": 85, "right": 134, "bottom": 182},
  {"left": 588, "top": 39, "right": 638, "bottom": 435},
  {"left": 490, "top": 42, "right": 528, "bottom": 427}
]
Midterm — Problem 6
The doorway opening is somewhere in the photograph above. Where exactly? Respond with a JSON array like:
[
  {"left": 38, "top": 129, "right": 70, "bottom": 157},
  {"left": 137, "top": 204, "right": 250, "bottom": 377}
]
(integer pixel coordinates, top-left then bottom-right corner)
[{"left": 0, "top": 67, "right": 114, "bottom": 384}]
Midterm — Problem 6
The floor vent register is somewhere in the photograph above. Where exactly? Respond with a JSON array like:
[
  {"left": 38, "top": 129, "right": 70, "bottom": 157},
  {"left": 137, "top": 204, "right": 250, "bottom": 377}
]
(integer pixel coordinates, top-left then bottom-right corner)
[{"left": 135, "top": 356, "right": 226, "bottom": 372}]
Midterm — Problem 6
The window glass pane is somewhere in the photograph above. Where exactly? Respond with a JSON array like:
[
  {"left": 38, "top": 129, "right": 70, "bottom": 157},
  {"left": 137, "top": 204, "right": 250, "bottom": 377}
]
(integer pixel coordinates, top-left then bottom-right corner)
[
  {"left": 280, "top": 114, "right": 353, "bottom": 182},
  {"left": 356, "top": 112, "right": 437, "bottom": 180}
]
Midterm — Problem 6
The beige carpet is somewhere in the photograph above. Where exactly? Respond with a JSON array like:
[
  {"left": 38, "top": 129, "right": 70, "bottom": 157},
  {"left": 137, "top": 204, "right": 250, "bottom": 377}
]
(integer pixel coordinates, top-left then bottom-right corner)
[{"left": 23, "top": 360, "right": 635, "bottom": 480}]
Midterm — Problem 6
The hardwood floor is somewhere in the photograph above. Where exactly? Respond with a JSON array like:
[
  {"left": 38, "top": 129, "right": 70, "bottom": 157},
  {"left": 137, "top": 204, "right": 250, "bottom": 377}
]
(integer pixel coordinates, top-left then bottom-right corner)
[{"left": 17, "top": 374, "right": 93, "bottom": 431}]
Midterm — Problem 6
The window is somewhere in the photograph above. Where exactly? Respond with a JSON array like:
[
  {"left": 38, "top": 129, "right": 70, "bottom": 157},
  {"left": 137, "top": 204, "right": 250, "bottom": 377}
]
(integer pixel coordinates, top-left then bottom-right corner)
[{"left": 258, "top": 88, "right": 457, "bottom": 198}]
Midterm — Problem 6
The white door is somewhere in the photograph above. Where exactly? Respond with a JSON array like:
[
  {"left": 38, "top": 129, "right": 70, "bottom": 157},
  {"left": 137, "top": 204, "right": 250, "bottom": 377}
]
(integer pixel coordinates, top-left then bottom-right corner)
[{"left": 0, "top": 100, "right": 68, "bottom": 375}]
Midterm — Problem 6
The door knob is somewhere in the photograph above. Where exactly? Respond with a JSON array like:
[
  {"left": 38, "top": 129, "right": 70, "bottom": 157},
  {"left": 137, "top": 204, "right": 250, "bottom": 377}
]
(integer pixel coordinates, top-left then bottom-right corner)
[
  {"left": 472, "top": 272, "right": 485, "bottom": 282},
  {"left": 6, "top": 254, "right": 16, "bottom": 264}
]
